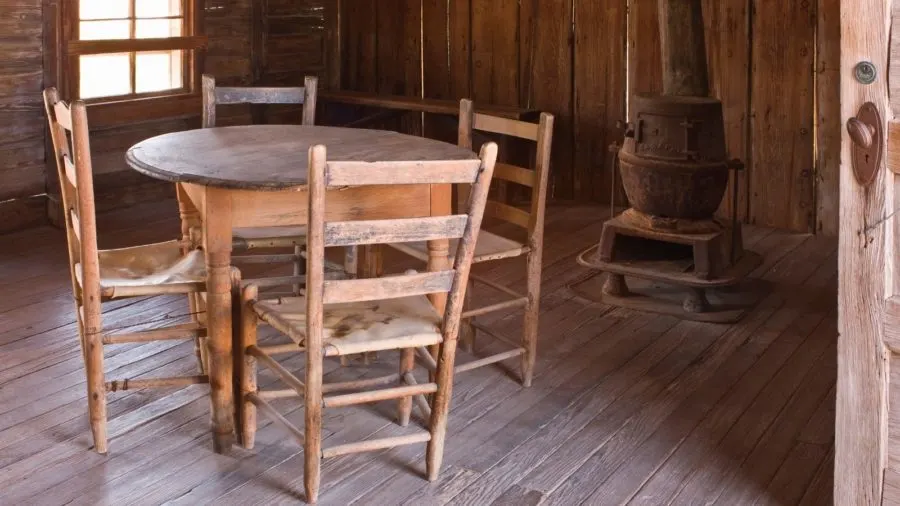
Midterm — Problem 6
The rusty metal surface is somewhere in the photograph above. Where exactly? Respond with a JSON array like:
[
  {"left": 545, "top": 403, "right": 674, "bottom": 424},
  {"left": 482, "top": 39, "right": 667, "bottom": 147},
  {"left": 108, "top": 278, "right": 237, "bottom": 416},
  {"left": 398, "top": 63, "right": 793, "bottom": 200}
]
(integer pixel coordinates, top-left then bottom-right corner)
[{"left": 619, "top": 94, "right": 730, "bottom": 220}]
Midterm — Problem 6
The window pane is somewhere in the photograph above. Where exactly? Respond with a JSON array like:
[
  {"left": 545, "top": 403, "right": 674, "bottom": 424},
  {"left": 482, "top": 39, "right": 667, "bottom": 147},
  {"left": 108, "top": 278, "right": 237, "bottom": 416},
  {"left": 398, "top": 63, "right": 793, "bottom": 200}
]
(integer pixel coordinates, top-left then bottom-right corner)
[
  {"left": 135, "top": 19, "right": 182, "bottom": 38},
  {"left": 136, "top": 51, "right": 183, "bottom": 93},
  {"left": 135, "top": 0, "right": 182, "bottom": 18},
  {"left": 80, "top": 53, "right": 131, "bottom": 99},
  {"left": 80, "top": 0, "right": 129, "bottom": 20},
  {"left": 79, "top": 20, "right": 130, "bottom": 40}
]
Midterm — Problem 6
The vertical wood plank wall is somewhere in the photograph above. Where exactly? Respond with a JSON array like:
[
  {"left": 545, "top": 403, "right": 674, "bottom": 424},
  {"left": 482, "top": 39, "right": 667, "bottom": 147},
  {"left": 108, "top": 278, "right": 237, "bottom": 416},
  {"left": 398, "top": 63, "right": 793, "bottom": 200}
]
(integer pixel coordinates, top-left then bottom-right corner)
[
  {"left": 0, "top": 0, "right": 52, "bottom": 232},
  {"left": 340, "top": 0, "right": 835, "bottom": 234}
]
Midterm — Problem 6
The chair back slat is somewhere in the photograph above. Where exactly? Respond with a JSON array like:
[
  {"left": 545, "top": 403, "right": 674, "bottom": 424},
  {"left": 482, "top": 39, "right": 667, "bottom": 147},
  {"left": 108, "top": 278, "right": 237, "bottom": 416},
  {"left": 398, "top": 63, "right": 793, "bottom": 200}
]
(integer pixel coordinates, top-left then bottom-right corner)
[
  {"left": 304, "top": 142, "right": 497, "bottom": 356},
  {"left": 484, "top": 201, "right": 531, "bottom": 229},
  {"left": 202, "top": 74, "right": 318, "bottom": 128},
  {"left": 215, "top": 87, "right": 307, "bottom": 105},
  {"left": 493, "top": 162, "right": 534, "bottom": 188},
  {"left": 458, "top": 99, "right": 555, "bottom": 236},
  {"left": 324, "top": 216, "right": 468, "bottom": 248},
  {"left": 323, "top": 271, "right": 455, "bottom": 304},
  {"left": 70, "top": 208, "right": 82, "bottom": 242},
  {"left": 54, "top": 101, "right": 73, "bottom": 131},
  {"left": 325, "top": 160, "right": 482, "bottom": 187},
  {"left": 473, "top": 113, "right": 539, "bottom": 141},
  {"left": 63, "top": 155, "right": 78, "bottom": 188}
]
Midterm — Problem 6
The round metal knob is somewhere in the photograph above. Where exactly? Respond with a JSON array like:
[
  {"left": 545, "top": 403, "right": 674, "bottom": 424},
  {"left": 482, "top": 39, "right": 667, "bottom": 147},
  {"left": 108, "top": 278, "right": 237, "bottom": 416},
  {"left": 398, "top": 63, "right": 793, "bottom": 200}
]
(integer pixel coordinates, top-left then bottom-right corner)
[{"left": 847, "top": 117, "right": 875, "bottom": 148}]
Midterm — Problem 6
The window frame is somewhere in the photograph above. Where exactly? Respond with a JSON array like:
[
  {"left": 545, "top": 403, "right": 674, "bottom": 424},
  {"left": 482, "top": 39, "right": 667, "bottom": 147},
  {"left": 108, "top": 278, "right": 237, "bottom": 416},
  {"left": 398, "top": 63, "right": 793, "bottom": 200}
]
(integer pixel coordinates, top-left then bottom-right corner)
[{"left": 61, "top": 0, "right": 206, "bottom": 119}]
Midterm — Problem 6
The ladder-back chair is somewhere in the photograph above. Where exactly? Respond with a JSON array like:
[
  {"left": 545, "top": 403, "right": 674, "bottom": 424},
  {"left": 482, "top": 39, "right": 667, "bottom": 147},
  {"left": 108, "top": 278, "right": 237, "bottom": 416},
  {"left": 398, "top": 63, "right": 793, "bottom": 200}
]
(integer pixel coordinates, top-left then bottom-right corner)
[
  {"left": 238, "top": 143, "right": 497, "bottom": 503},
  {"left": 200, "top": 74, "right": 319, "bottom": 293},
  {"left": 390, "top": 99, "right": 554, "bottom": 386},
  {"left": 43, "top": 88, "right": 209, "bottom": 454}
]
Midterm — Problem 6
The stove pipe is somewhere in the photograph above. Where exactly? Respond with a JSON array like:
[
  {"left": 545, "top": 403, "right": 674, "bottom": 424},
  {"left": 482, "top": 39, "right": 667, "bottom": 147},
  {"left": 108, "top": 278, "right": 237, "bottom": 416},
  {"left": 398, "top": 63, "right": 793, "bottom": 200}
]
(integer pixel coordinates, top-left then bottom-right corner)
[{"left": 658, "top": 0, "right": 709, "bottom": 97}]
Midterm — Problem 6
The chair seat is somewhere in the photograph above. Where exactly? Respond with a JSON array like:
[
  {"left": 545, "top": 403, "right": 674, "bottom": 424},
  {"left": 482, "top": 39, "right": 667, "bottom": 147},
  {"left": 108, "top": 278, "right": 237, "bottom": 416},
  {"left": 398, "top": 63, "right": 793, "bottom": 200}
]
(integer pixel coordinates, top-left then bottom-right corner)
[
  {"left": 233, "top": 226, "right": 307, "bottom": 249},
  {"left": 390, "top": 230, "right": 527, "bottom": 264},
  {"left": 252, "top": 295, "right": 443, "bottom": 356},
  {"left": 76, "top": 240, "right": 205, "bottom": 298}
]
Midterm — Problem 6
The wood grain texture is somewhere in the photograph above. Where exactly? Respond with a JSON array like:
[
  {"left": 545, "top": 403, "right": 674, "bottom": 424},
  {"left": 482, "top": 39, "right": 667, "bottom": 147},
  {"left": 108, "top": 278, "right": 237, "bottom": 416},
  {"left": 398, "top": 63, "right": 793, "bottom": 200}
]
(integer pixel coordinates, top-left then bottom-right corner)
[
  {"left": 375, "top": 0, "right": 423, "bottom": 135},
  {"left": 573, "top": 0, "right": 627, "bottom": 202},
  {"left": 749, "top": 0, "right": 815, "bottom": 231},
  {"left": 340, "top": 0, "right": 377, "bottom": 92},
  {"left": 126, "top": 125, "right": 477, "bottom": 190},
  {"left": 815, "top": 0, "right": 840, "bottom": 235},
  {"left": 704, "top": 0, "right": 750, "bottom": 223},
  {"left": 0, "top": 201, "right": 835, "bottom": 504},
  {"left": 528, "top": 0, "right": 573, "bottom": 201},
  {"left": 835, "top": 0, "right": 892, "bottom": 502},
  {"left": 471, "top": 0, "right": 519, "bottom": 107}
]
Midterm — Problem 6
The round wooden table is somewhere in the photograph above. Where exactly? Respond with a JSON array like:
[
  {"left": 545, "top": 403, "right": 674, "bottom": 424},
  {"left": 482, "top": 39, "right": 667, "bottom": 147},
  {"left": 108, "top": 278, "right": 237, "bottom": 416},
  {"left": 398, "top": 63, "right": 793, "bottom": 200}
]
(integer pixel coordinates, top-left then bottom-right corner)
[{"left": 126, "top": 125, "right": 477, "bottom": 453}]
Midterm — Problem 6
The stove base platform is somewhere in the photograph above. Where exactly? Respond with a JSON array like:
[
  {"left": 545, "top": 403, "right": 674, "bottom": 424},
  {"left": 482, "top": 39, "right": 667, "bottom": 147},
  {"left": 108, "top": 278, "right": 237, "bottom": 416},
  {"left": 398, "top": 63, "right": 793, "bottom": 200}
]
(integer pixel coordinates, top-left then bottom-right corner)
[{"left": 568, "top": 270, "right": 769, "bottom": 324}]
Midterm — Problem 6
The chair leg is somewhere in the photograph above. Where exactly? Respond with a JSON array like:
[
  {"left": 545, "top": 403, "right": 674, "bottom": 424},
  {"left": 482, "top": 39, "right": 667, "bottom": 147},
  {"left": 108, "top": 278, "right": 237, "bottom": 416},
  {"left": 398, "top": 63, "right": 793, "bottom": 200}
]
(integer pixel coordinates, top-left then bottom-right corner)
[
  {"left": 397, "top": 348, "right": 415, "bottom": 426},
  {"left": 188, "top": 293, "right": 207, "bottom": 374},
  {"left": 239, "top": 283, "right": 258, "bottom": 449},
  {"left": 460, "top": 279, "right": 476, "bottom": 353},
  {"left": 305, "top": 345, "right": 324, "bottom": 503},
  {"left": 521, "top": 251, "right": 542, "bottom": 388},
  {"left": 426, "top": 340, "right": 459, "bottom": 481},
  {"left": 293, "top": 245, "right": 305, "bottom": 296},
  {"left": 84, "top": 330, "right": 108, "bottom": 454}
]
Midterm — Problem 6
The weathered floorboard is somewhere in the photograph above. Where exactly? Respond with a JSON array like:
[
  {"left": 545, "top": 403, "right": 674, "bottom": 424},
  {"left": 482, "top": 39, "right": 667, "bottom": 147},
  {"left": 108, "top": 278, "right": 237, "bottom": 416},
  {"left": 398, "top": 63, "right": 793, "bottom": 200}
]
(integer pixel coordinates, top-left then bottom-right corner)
[{"left": 0, "top": 202, "right": 835, "bottom": 505}]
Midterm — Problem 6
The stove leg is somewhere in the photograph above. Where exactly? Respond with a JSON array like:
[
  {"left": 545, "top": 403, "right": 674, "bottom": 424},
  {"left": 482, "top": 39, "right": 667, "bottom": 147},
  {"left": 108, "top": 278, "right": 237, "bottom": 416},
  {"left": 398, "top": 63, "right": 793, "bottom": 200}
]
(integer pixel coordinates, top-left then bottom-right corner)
[
  {"left": 683, "top": 288, "right": 709, "bottom": 313},
  {"left": 603, "top": 273, "right": 630, "bottom": 297}
]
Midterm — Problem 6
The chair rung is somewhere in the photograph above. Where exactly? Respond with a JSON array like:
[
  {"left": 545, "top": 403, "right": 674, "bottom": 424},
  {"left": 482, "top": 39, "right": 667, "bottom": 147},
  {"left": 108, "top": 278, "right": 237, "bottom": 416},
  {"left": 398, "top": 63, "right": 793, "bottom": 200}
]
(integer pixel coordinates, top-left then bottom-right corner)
[
  {"left": 108, "top": 282, "right": 202, "bottom": 298},
  {"left": 322, "top": 432, "right": 432, "bottom": 459},
  {"left": 470, "top": 322, "right": 524, "bottom": 350},
  {"left": 106, "top": 374, "right": 208, "bottom": 392},
  {"left": 470, "top": 273, "right": 526, "bottom": 299},
  {"left": 455, "top": 348, "right": 525, "bottom": 373},
  {"left": 248, "top": 345, "right": 306, "bottom": 397},
  {"left": 258, "top": 343, "right": 305, "bottom": 355},
  {"left": 246, "top": 392, "right": 305, "bottom": 445},
  {"left": 323, "top": 383, "right": 437, "bottom": 408},
  {"left": 255, "top": 374, "right": 401, "bottom": 401},
  {"left": 323, "top": 373, "right": 400, "bottom": 393},
  {"left": 256, "top": 389, "right": 300, "bottom": 400},
  {"left": 324, "top": 335, "right": 442, "bottom": 357},
  {"left": 247, "top": 275, "right": 306, "bottom": 288},
  {"left": 402, "top": 372, "right": 433, "bottom": 419},
  {"left": 415, "top": 346, "right": 438, "bottom": 372},
  {"left": 103, "top": 322, "right": 205, "bottom": 344},
  {"left": 462, "top": 297, "right": 528, "bottom": 319},
  {"left": 233, "top": 253, "right": 300, "bottom": 264},
  {"left": 233, "top": 237, "right": 306, "bottom": 250}
]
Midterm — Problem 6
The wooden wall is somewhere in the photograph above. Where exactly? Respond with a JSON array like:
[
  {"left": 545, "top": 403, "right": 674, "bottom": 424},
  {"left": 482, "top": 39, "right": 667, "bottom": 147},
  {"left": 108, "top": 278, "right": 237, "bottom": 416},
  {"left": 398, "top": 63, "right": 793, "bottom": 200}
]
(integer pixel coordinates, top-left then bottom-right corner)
[
  {"left": 0, "top": 0, "right": 837, "bottom": 235},
  {"left": 0, "top": 0, "right": 49, "bottom": 233},
  {"left": 340, "top": 0, "right": 835, "bottom": 234}
]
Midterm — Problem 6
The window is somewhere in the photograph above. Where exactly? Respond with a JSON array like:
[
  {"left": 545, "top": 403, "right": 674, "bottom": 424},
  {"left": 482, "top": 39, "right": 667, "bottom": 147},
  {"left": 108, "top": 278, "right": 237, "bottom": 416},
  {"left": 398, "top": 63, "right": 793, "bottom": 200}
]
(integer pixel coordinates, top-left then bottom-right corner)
[{"left": 64, "top": 0, "right": 205, "bottom": 103}]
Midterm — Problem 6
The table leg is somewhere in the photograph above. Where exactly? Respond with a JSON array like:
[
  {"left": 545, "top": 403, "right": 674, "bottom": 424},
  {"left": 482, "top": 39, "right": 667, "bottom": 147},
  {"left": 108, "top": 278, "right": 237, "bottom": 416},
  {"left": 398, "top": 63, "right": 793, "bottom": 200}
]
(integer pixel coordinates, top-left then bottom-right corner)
[
  {"left": 428, "top": 183, "right": 453, "bottom": 371},
  {"left": 359, "top": 245, "right": 383, "bottom": 279},
  {"left": 202, "top": 188, "right": 235, "bottom": 454},
  {"left": 428, "top": 182, "right": 453, "bottom": 314}
]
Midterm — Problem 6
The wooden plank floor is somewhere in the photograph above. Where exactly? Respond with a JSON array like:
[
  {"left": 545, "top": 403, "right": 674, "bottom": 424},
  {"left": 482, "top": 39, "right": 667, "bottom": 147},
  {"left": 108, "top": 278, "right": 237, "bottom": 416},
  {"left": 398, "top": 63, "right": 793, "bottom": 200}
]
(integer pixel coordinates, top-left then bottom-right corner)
[{"left": 0, "top": 201, "right": 835, "bottom": 505}]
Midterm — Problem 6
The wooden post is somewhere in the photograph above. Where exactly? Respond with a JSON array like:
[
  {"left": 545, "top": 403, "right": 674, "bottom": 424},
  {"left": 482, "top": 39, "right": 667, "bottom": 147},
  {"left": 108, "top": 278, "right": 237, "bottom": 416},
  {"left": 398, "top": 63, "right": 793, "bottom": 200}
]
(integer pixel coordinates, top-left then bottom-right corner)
[
  {"left": 835, "top": 0, "right": 892, "bottom": 503},
  {"left": 657, "top": 0, "right": 709, "bottom": 96}
]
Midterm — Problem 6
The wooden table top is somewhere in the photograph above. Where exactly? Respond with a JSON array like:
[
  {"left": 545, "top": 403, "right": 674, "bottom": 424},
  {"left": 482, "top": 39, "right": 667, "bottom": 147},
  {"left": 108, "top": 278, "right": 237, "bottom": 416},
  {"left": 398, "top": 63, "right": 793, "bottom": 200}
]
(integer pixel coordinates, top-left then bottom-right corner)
[{"left": 125, "top": 125, "right": 478, "bottom": 190}]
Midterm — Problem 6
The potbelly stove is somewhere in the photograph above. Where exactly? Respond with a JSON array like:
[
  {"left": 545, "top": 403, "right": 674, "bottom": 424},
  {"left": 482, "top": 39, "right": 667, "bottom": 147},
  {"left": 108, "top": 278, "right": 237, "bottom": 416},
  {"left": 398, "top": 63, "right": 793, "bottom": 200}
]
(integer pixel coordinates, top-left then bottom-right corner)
[{"left": 573, "top": 0, "right": 763, "bottom": 323}]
